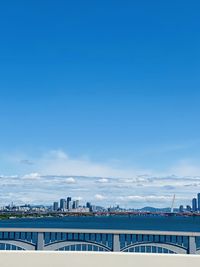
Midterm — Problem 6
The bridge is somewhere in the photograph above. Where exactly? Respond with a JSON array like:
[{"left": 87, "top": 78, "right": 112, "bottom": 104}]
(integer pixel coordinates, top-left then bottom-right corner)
[
  {"left": 0, "top": 228, "right": 199, "bottom": 254},
  {"left": 0, "top": 252, "right": 200, "bottom": 267}
]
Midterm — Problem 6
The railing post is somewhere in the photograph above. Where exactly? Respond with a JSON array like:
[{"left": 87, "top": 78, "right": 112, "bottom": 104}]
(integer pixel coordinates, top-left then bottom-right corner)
[
  {"left": 113, "top": 234, "right": 120, "bottom": 252},
  {"left": 188, "top": 236, "right": 196, "bottom": 254},
  {"left": 36, "top": 232, "right": 44, "bottom": 250}
]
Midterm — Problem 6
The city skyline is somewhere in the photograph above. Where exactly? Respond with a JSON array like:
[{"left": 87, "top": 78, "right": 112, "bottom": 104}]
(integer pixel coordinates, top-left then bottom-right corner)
[
  {"left": 1, "top": 1, "right": 200, "bottom": 207},
  {"left": 2, "top": 192, "right": 200, "bottom": 214},
  {"left": 0, "top": 174, "right": 200, "bottom": 209}
]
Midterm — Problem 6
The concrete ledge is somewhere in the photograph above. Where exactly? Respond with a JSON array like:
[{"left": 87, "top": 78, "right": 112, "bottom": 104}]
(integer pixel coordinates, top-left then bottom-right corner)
[{"left": 0, "top": 251, "right": 200, "bottom": 267}]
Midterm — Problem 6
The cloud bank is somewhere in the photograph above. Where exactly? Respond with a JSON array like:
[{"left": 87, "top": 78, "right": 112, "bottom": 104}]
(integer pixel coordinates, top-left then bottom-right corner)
[{"left": 0, "top": 150, "right": 200, "bottom": 208}]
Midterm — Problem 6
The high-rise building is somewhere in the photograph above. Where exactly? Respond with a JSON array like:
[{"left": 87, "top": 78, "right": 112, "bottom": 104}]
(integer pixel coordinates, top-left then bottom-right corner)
[
  {"left": 91, "top": 205, "right": 96, "bottom": 212},
  {"left": 53, "top": 202, "right": 59, "bottom": 211},
  {"left": 60, "top": 199, "right": 66, "bottom": 211},
  {"left": 179, "top": 205, "right": 184, "bottom": 213},
  {"left": 192, "top": 198, "right": 197, "bottom": 212},
  {"left": 67, "top": 197, "right": 72, "bottom": 210},
  {"left": 75, "top": 200, "right": 79, "bottom": 208},
  {"left": 86, "top": 202, "right": 91, "bottom": 208},
  {"left": 186, "top": 205, "right": 191, "bottom": 212},
  {"left": 86, "top": 202, "right": 92, "bottom": 212},
  {"left": 72, "top": 200, "right": 79, "bottom": 209},
  {"left": 72, "top": 201, "right": 76, "bottom": 209},
  {"left": 198, "top": 193, "right": 200, "bottom": 211}
]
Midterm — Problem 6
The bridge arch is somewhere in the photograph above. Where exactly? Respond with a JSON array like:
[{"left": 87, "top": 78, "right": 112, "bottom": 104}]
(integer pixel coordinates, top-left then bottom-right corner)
[
  {"left": 0, "top": 240, "right": 35, "bottom": 250},
  {"left": 44, "top": 240, "right": 111, "bottom": 251},
  {"left": 121, "top": 242, "right": 187, "bottom": 254}
]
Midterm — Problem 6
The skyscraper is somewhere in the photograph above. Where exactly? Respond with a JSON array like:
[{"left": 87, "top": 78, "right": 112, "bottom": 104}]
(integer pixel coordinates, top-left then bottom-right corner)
[
  {"left": 72, "top": 201, "right": 76, "bottom": 209},
  {"left": 86, "top": 202, "right": 91, "bottom": 208},
  {"left": 186, "top": 205, "right": 191, "bottom": 212},
  {"left": 75, "top": 200, "right": 79, "bottom": 209},
  {"left": 86, "top": 202, "right": 92, "bottom": 212},
  {"left": 72, "top": 200, "right": 79, "bottom": 209},
  {"left": 198, "top": 193, "right": 200, "bottom": 211},
  {"left": 53, "top": 202, "right": 59, "bottom": 211},
  {"left": 179, "top": 205, "right": 184, "bottom": 213},
  {"left": 67, "top": 197, "right": 72, "bottom": 210},
  {"left": 192, "top": 198, "right": 197, "bottom": 212},
  {"left": 60, "top": 199, "right": 66, "bottom": 211}
]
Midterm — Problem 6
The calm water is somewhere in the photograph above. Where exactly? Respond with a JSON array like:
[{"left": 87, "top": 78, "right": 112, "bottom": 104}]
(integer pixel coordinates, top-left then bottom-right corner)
[{"left": 0, "top": 215, "right": 200, "bottom": 232}]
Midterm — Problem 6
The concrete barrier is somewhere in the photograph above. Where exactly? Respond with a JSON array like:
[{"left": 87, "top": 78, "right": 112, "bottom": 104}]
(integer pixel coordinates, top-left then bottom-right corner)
[
  {"left": 0, "top": 228, "right": 198, "bottom": 253},
  {"left": 0, "top": 251, "right": 200, "bottom": 267}
]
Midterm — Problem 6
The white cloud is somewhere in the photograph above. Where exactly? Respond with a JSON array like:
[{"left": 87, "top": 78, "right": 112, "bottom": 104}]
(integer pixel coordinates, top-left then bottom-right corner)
[
  {"left": 96, "top": 178, "right": 109, "bottom": 183},
  {"left": 0, "top": 172, "right": 198, "bottom": 208},
  {"left": 1, "top": 149, "right": 200, "bottom": 208},
  {"left": 65, "top": 177, "right": 76, "bottom": 184},
  {"left": 95, "top": 194, "right": 107, "bottom": 201},
  {"left": 22, "top": 173, "right": 41, "bottom": 180}
]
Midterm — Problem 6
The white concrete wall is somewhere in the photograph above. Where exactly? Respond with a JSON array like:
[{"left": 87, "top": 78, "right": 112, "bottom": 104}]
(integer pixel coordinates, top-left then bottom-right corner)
[{"left": 0, "top": 252, "right": 200, "bottom": 267}]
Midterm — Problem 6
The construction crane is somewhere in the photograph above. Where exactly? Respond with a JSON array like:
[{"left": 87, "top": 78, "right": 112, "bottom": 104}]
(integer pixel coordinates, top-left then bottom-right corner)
[{"left": 171, "top": 194, "right": 176, "bottom": 213}]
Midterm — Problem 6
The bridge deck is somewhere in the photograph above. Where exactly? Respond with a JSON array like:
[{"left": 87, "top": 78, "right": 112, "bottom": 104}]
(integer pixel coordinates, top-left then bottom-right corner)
[{"left": 0, "top": 251, "right": 199, "bottom": 267}]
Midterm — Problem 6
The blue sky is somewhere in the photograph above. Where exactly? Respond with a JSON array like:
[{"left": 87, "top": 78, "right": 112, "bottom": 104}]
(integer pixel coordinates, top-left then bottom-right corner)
[{"left": 0, "top": 1, "right": 200, "bottom": 207}]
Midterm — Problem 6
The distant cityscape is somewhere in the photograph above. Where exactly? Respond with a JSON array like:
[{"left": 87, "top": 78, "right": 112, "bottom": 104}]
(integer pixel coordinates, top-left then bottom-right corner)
[
  {"left": 0, "top": 193, "right": 200, "bottom": 215},
  {"left": 178, "top": 193, "right": 200, "bottom": 213}
]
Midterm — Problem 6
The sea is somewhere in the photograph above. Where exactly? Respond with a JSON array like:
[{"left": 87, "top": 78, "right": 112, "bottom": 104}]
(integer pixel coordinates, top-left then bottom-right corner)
[{"left": 0, "top": 215, "right": 200, "bottom": 232}]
